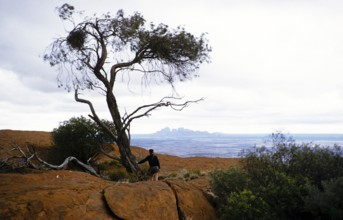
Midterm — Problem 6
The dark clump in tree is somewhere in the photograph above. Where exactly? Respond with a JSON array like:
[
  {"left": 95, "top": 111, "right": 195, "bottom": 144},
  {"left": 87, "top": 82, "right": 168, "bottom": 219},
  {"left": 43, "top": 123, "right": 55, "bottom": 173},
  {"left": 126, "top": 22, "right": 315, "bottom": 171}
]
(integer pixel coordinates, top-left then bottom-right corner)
[
  {"left": 44, "top": 4, "right": 211, "bottom": 173},
  {"left": 210, "top": 132, "right": 343, "bottom": 220}
]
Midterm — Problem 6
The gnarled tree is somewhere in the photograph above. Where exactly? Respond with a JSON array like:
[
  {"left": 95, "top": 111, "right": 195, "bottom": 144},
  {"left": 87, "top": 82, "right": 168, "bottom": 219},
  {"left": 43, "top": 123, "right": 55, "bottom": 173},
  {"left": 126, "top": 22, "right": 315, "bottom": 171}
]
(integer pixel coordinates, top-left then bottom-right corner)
[{"left": 44, "top": 4, "right": 211, "bottom": 173}]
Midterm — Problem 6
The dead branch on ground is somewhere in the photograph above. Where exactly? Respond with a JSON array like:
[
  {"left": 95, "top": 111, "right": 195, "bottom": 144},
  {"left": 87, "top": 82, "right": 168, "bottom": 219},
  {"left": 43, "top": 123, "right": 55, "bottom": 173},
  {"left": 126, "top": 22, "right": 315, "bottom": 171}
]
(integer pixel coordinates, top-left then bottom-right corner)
[{"left": 0, "top": 143, "right": 100, "bottom": 177}]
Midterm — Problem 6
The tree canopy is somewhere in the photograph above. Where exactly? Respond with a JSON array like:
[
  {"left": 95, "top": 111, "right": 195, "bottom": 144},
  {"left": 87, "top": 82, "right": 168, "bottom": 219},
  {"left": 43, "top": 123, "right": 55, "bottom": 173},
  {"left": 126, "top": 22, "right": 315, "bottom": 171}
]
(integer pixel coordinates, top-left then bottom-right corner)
[{"left": 44, "top": 5, "right": 211, "bottom": 91}]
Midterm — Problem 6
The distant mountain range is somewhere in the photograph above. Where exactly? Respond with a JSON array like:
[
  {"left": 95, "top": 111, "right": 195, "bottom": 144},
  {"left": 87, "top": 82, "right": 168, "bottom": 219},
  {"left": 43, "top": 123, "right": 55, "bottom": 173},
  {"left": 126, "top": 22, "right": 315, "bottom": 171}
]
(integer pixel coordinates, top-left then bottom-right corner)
[
  {"left": 131, "top": 128, "right": 343, "bottom": 157},
  {"left": 133, "top": 128, "right": 343, "bottom": 140},
  {"left": 133, "top": 127, "right": 228, "bottom": 137}
]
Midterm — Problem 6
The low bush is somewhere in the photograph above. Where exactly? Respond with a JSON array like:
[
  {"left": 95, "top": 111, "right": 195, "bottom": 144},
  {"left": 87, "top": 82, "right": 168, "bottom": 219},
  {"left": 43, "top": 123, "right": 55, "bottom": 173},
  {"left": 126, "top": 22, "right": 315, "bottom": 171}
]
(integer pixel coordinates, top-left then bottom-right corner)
[
  {"left": 220, "top": 189, "right": 271, "bottom": 220},
  {"left": 51, "top": 116, "right": 115, "bottom": 163},
  {"left": 211, "top": 132, "right": 343, "bottom": 219},
  {"left": 108, "top": 168, "right": 132, "bottom": 181},
  {"left": 304, "top": 177, "right": 343, "bottom": 219},
  {"left": 210, "top": 167, "right": 250, "bottom": 204}
]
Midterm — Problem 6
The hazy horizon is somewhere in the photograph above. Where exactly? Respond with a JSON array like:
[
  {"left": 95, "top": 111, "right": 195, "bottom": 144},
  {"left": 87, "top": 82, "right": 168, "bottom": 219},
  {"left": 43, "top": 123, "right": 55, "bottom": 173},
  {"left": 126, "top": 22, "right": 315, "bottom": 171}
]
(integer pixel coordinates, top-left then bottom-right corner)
[{"left": 132, "top": 127, "right": 343, "bottom": 135}]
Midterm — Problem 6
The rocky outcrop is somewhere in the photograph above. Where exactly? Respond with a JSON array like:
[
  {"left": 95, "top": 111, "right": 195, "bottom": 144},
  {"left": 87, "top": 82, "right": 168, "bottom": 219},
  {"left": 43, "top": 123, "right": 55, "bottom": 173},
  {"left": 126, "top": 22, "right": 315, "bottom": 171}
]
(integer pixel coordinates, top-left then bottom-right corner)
[
  {"left": 0, "top": 170, "right": 114, "bottom": 220},
  {"left": 0, "top": 130, "right": 239, "bottom": 219},
  {"left": 104, "top": 181, "right": 179, "bottom": 219},
  {"left": 166, "top": 180, "right": 217, "bottom": 220},
  {"left": 0, "top": 170, "right": 217, "bottom": 219}
]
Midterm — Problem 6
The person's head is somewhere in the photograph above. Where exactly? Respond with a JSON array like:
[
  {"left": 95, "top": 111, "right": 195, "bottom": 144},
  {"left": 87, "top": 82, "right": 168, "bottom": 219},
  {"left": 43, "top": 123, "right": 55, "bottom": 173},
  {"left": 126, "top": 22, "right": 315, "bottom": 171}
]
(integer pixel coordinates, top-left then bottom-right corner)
[{"left": 149, "top": 149, "right": 154, "bottom": 154}]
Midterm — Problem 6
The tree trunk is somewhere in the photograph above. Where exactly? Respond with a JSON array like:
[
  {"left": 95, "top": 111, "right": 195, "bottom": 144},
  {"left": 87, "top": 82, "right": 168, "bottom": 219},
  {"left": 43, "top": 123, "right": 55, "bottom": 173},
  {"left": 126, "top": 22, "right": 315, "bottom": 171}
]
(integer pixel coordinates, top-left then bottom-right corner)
[
  {"left": 117, "top": 135, "right": 140, "bottom": 173},
  {"left": 106, "top": 91, "right": 140, "bottom": 173}
]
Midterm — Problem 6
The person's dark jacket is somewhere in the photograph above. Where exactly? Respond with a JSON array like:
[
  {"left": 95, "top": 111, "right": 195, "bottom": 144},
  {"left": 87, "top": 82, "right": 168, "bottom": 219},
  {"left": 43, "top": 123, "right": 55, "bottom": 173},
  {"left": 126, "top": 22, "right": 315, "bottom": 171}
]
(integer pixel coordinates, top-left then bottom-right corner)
[{"left": 138, "top": 154, "right": 160, "bottom": 168}]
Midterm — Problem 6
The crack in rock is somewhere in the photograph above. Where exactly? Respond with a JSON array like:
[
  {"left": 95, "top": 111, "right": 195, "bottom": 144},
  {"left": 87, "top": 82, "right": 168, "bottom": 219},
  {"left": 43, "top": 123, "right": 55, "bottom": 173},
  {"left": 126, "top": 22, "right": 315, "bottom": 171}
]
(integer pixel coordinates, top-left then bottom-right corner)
[
  {"left": 165, "top": 181, "right": 185, "bottom": 220},
  {"left": 101, "top": 187, "right": 125, "bottom": 220}
]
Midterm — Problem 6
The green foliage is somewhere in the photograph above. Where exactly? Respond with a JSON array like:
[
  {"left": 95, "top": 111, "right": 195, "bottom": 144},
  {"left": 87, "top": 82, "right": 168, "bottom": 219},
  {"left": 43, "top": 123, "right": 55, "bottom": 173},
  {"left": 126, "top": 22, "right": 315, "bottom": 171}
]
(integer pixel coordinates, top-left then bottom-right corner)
[
  {"left": 44, "top": 6, "right": 211, "bottom": 90},
  {"left": 243, "top": 142, "right": 343, "bottom": 189},
  {"left": 254, "top": 170, "right": 304, "bottom": 218},
  {"left": 108, "top": 168, "right": 132, "bottom": 181},
  {"left": 220, "top": 190, "right": 271, "bottom": 220},
  {"left": 57, "top": 3, "right": 74, "bottom": 20},
  {"left": 210, "top": 167, "right": 250, "bottom": 204},
  {"left": 96, "top": 159, "right": 144, "bottom": 182},
  {"left": 97, "top": 159, "right": 121, "bottom": 171},
  {"left": 304, "top": 177, "right": 343, "bottom": 219},
  {"left": 52, "top": 116, "right": 115, "bottom": 163},
  {"left": 211, "top": 132, "right": 343, "bottom": 219},
  {"left": 136, "top": 163, "right": 151, "bottom": 181}
]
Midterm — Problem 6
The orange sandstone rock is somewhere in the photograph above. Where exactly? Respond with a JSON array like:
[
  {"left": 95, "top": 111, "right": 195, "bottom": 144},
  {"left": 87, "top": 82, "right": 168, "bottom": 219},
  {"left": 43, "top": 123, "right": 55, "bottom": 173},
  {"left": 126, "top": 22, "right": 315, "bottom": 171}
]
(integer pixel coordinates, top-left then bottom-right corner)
[
  {"left": 0, "top": 170, "right": 219, "bottom": 220},
  {"left": 166, "top": 179, "right": 217, "bottom": 220},
  {"left": 104, "top": 181, "right": 179, "bottom": 219}
]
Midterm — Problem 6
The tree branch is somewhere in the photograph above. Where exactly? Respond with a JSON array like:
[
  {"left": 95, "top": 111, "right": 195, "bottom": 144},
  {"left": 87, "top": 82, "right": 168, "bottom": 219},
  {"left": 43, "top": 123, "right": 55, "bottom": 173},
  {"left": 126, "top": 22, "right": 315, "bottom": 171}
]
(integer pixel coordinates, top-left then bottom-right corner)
[
  {"left": 33, "top": 154, "right": 100, "bottom": 177},
  {"left": 1, "top": 143, "right": 41, "bottom": 169},
  {"left": 83, "top": 124, "right": 120, "bottom": 161},
  {"left": 0, "top": 143, "right": 100, "bottom": 177},
  {"left": 120, "top": 97, "right": 204, "bottom": 136},
  {"left": 74, "top": 89, "right": 118, "bottom": 143}
]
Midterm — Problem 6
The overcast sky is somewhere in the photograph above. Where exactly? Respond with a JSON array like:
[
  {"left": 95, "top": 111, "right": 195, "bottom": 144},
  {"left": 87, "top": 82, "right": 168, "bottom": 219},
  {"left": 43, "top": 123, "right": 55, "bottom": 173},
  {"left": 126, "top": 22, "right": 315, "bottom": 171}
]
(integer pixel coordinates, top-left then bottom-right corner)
[{"left": 1, "top": 0, "right": 343, "bottom": 134}]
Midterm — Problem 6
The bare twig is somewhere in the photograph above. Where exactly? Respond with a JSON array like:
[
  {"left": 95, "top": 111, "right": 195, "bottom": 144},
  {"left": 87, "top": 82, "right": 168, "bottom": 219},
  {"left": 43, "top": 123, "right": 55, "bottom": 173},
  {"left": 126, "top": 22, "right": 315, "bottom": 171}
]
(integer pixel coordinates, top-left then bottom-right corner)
[{"left": 1, "top": 143, "right": 40, "bottom": 169}]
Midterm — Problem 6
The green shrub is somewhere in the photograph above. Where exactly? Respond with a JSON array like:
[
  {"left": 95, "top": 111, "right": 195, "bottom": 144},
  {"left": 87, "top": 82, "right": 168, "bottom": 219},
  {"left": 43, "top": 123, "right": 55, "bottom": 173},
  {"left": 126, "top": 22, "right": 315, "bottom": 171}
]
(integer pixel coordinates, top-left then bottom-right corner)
[
  {"left": 243, "top": 133, "right": 343, "bottom": 189},
  {"left": 97, "top": 161, "right": 110, "bottom": 171},
  {"left": 304, "top": 177, "right": 343, "bottom": 219},
  {"left": 108, "top": 168, "right": 131, "bottom": 181},
  {"left": 51, "top": 116, "right": 116, "bottom": 163},
  {"left": 220, "top": 189, "right": 271, "bottom": 220},
  {"left": 210, "top": 167, "right": 250, "bottom": 204},
  {"left": 254, "top": 170, "right": 304, "bottom": 218},
  {"left": 136, "top": 163, "right": 150, "bottom": 181},
  {"left": 211, "top": 132, "right": 343, "bottom": 219}
]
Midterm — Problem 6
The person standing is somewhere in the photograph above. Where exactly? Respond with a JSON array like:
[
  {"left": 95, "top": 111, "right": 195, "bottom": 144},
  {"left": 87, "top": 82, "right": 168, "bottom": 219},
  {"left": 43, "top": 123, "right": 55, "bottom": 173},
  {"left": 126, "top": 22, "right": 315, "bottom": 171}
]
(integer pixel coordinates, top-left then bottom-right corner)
[{"left": 138, "top": 149, "right": 160, "bottom": 181}]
